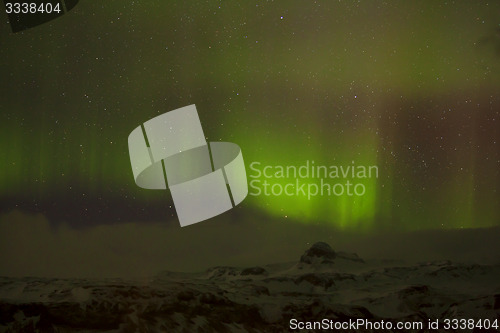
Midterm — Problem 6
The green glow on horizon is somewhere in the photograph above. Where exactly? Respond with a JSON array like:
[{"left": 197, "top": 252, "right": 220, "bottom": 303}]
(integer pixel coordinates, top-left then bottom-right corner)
[{"left": 0, "top": 0, "right": 499, "bottom": 230}]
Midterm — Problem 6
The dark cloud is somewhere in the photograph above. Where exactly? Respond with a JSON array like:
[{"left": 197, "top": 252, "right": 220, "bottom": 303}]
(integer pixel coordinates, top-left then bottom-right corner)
[{"left": 1, "top": 210, "right": 499, "bottom": 278}]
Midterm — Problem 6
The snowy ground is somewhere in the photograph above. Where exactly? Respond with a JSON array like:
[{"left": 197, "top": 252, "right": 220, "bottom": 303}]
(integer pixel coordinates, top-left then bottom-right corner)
[{"left": 1, "top": 242, "right": 499, "bottom": 332}]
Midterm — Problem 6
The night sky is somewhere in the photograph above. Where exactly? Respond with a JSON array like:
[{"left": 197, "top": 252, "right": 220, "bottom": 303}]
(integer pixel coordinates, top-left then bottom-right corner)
[{"left": 0, "top": 1, "right": 499, "bottom": 276}]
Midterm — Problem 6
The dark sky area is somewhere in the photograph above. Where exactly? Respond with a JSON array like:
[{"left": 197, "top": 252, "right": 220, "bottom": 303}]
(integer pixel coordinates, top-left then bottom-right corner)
[{"left": 0, "top": 1, "right": 499, "bottom": 276}]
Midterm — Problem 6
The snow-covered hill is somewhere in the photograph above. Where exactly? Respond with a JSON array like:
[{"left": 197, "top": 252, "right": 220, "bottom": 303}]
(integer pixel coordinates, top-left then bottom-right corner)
[{"left": 1, "top": 242, "right": 499, "bottom": 332}]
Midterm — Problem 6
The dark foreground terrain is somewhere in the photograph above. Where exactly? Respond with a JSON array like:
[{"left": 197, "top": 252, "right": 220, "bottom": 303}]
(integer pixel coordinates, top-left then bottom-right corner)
[{"left": 1, "top": 242, "right": 499, "bottom": 332}]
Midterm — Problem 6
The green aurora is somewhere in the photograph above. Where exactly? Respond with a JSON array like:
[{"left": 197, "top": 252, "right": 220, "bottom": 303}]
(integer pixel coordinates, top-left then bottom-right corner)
[{"left": 0, "top": 1, "right": 499, "bottom": 230}]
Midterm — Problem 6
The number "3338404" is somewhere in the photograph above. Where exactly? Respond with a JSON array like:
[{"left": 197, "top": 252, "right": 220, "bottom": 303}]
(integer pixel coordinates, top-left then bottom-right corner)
[{"left": 5, "top": 2, "right": 61, "bottom": 14}]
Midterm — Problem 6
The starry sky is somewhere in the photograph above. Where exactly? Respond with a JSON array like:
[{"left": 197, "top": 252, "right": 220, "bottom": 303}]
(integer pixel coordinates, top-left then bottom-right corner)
[{"left": 0, "top": 0, "right": 499, "bottom": 234}]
